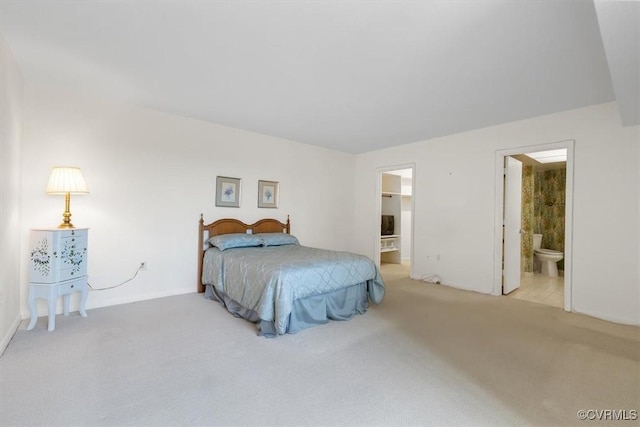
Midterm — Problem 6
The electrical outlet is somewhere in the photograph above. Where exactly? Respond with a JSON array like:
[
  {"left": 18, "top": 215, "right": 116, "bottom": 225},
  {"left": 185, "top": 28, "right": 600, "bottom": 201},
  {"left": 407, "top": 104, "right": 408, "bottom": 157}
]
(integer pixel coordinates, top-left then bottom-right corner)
[{"left": 140, "top": 261, "right": 147, "bottom": 270}]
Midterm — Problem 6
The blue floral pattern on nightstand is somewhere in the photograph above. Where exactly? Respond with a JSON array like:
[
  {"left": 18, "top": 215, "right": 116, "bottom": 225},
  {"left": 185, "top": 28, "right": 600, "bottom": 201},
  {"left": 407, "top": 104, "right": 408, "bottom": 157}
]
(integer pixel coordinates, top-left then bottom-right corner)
[
  {"left": 30, "top": 238, "right": 51, "bottom": 276},
  {"left": 57, "top": 240, "right": 87, "bottom": 274}
]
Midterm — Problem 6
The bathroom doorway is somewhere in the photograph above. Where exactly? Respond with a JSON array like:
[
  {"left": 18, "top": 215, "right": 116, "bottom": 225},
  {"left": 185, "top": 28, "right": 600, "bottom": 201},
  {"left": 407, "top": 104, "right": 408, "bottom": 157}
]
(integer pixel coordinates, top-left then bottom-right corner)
[{"left": 493, "top": 141, "right": 574, "bottom": 312}]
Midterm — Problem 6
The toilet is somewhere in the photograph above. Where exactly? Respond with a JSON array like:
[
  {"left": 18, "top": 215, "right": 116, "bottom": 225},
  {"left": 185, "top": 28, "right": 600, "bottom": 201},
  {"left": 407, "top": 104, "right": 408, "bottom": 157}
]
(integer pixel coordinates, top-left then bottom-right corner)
[{"left": 533, "top": 234, "right": 563, "bottom": 277}]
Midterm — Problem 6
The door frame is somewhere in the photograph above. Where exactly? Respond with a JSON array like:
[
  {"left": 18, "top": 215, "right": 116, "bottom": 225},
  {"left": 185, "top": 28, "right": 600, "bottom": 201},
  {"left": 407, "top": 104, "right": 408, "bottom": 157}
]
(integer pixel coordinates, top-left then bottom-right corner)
[
  {"left": 492, "top": 140, "right": 575, "bottom": 312},
  {"left": 375, "top": 163, "right": 416, "bottom": 277}
]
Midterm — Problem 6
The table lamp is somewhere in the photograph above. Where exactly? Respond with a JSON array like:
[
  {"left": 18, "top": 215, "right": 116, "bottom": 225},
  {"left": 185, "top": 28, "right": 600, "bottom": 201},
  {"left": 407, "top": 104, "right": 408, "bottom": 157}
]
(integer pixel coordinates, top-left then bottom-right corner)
[{"left": 46, "top": 166, "right": 89, "bottom": 229}]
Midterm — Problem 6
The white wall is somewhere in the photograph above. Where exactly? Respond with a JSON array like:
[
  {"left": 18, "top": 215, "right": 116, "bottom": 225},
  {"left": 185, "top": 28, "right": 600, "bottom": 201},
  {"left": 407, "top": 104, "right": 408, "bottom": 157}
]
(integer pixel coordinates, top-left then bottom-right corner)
[
  {"left": 19, "top": 85, "right": 356, "bottom": 318},
  {"left": 0, "top": 35, "right": 23, "bottom": 353},
  {"left": 354, "top": 102, "right": 640, "bottom": 325}
]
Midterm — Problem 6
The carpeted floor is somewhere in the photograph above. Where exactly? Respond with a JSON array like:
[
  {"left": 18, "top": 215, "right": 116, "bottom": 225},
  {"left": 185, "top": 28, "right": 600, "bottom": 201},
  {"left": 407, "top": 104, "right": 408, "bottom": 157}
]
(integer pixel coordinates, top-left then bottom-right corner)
[{"left": 1, "top": 269, "right": 638, "bottom": 427}]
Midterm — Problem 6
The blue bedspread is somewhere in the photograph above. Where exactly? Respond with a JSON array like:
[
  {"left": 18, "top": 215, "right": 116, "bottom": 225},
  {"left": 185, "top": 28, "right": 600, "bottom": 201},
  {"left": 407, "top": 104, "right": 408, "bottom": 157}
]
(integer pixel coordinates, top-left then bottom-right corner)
[{"left": 202, "top": 245, "right": 385, "bottom": 334}]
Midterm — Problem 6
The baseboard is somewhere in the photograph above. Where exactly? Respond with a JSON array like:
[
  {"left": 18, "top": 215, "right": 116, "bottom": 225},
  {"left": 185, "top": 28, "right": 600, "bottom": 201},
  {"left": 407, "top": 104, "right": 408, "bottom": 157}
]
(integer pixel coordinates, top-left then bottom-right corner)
[
  {"left": 20, "top": 288, "right": 194, "bottom": 319},
  {"left": 0, "top": 313, "right": 22, "bottom": 357},
  {"left": 73, "top": 288, "right": 194, "bottom": 312},
  {"left": 573, "top": 307, "right": 640, "bottom": 326}
]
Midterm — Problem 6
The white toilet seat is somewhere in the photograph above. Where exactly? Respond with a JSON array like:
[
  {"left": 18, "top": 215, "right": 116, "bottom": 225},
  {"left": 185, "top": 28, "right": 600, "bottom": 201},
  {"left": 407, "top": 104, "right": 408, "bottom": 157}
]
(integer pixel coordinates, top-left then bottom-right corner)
[{"left": 535, "top": 248, "right": 563, "bottom": 256}]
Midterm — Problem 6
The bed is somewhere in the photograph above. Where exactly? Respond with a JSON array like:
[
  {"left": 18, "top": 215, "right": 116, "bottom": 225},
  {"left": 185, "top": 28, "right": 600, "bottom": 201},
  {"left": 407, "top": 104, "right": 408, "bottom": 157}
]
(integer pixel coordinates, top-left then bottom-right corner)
[{"left": 197, "top": 215, "right": 385, "bottom": 337}]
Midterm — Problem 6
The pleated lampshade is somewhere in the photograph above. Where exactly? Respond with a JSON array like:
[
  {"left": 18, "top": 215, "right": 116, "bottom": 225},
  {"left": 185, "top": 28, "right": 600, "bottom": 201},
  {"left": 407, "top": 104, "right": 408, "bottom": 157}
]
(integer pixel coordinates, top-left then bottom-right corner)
[{"left": 46, "top": 167, "right": 89, "bottom": 194}]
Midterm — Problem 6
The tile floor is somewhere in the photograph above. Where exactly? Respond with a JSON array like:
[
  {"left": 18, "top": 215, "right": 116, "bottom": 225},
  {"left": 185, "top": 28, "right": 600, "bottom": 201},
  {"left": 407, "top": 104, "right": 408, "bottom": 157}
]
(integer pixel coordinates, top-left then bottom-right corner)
[{"left": 508, "top": 273, "right": 564, "bottom": 308}]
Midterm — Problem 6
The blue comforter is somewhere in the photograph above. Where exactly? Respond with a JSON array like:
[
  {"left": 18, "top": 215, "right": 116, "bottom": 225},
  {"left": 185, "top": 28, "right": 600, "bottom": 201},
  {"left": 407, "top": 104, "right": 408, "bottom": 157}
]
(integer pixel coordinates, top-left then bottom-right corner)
[{"left": 202, "top": 244, "right": 385, "bottom": 334}]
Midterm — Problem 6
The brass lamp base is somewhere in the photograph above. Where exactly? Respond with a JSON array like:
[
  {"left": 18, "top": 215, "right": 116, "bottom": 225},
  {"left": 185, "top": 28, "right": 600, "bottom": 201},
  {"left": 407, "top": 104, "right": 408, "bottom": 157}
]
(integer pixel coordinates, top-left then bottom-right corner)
[{"left": 57, "top": 193, "right": 75, "bottom": 229}]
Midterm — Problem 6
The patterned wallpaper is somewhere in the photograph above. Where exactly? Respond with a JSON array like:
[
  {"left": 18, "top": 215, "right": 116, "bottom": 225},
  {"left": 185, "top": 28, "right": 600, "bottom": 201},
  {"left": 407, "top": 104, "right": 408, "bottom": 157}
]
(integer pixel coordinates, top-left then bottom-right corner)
[
  {"left": 521, "top": 166, "right": 534, "bottom": 272},
  {"left": 521, "top": 165, "right": 566, "bottom": 273},
  {"left": 535, "top": 168, "right": 566, "bottom": 270}
]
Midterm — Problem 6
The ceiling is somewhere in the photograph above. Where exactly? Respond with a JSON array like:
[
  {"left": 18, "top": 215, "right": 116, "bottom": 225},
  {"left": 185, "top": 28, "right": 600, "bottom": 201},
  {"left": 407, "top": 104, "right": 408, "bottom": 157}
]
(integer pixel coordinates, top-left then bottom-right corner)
[
  {"left": 1, "top": 1, "right": 637, "bottom": 154},
  {"left": 512, "top": 153, "right": 566, "bottom": 171}
]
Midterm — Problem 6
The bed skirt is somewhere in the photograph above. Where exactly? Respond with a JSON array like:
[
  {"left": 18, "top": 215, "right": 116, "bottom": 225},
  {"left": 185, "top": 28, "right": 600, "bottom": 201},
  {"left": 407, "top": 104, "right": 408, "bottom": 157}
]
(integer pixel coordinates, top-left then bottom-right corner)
[{"left": 204, "top": 282, "right": 370, "bottom": 337}]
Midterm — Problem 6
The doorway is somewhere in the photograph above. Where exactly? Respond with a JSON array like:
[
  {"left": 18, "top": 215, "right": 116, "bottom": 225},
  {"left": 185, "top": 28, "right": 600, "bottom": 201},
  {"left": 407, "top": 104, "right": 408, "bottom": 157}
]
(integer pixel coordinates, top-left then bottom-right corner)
[
  {"left": 376, "top": 165, "right": 415, "bottom": 280},
  {"left": 493, "top": 141, "right": 574, "bottom": 312}
]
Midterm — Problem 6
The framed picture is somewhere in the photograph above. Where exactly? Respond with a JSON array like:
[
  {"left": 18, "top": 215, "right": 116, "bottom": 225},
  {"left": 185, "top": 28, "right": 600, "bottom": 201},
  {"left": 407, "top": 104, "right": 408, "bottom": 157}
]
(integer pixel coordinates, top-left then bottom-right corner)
[
  {"left": 216, "top": 176, "right": 241, "bottom": 207},
  {"left": 258, "top": 180, "right": 279, "bottom": 208}
]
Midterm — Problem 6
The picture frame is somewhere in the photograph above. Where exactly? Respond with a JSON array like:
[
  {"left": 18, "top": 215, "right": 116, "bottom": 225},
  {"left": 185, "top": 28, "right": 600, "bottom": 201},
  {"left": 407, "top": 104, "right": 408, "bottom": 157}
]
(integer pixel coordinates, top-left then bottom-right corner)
[
  {"left": 215, "top": 176, "right": 241, "bottom": 207},
  {"left": 258, "top": 180, "right": 279, "bottom": 208}
]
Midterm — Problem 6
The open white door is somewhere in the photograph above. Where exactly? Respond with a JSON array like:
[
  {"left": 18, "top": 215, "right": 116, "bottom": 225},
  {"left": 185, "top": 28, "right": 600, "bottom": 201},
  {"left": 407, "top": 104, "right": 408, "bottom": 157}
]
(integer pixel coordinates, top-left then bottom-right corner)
[{"left": 503, "top": 156, "right": 522, "bottom": 294}]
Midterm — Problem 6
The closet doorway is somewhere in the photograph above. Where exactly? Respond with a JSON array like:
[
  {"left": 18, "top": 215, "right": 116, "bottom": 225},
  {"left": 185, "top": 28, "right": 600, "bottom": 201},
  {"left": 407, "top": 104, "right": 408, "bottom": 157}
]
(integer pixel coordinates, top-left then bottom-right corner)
[{"left": 376, "top": 165, "right": 415, "bottom": 280}]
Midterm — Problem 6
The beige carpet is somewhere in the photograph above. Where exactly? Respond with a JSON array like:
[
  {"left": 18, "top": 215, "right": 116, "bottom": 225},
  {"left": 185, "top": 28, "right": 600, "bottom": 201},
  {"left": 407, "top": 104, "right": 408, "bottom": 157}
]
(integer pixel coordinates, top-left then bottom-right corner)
[{"left": 1, "top": 268, "right": 638, "bottom": 426}]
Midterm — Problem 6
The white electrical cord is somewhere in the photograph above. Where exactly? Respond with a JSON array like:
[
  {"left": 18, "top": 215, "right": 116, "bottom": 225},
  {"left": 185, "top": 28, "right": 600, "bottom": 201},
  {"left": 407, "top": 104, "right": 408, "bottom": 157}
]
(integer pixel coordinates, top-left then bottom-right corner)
[
  {"left": 87, "top": 264, "right": 144, "bottom": 291},
  {"left": 421, "top": 274, "right": 442, "bottom": 284}
]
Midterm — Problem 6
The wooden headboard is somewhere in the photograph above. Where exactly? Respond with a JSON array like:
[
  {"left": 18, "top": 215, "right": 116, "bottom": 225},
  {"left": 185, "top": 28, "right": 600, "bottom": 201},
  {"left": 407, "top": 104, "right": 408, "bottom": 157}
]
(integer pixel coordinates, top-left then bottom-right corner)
[{"left": 197, "top": 215, "right": 291, "bottom": 293}]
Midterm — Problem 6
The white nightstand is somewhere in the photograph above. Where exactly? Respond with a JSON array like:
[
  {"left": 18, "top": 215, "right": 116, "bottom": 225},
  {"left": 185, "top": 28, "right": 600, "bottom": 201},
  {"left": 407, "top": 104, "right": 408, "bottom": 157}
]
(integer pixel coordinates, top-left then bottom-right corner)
[{"left": 27, "top": 228, "right": 88, "bottom": 331}]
